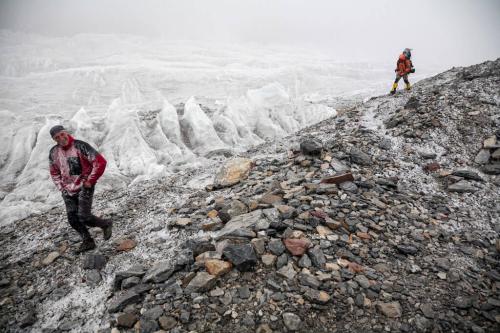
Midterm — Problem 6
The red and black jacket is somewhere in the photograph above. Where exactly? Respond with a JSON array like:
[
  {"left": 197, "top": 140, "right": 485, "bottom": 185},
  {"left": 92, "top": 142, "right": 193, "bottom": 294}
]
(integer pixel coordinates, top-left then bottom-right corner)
[{"left": 49, "top": 135, "right": 107, "bottom": 195}]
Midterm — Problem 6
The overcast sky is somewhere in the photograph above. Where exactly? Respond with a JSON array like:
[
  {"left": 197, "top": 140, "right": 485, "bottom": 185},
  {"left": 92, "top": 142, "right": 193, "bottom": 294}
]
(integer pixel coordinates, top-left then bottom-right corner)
[{"left": 1, "top": 0, "right": 499, "bottom": 66}]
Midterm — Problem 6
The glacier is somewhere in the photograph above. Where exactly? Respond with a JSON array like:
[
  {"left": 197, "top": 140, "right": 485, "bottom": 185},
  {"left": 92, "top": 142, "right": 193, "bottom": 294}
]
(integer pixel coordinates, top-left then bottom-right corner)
[{"left": 0, "top": 31, "right": 442, "bottom": 226}]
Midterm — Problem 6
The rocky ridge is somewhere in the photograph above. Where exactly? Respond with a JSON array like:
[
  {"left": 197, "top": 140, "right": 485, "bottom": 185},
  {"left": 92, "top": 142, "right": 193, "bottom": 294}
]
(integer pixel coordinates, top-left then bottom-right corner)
[{"left": 0, "top": 59, "right": 499, "bottom": 332}]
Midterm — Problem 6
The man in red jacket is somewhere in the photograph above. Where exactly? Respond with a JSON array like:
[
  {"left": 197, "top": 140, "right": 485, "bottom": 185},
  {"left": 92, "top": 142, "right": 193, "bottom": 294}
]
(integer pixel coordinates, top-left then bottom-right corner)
[
  {"left": 49, "top": 125, "right": 112, "bottom": 253},
  {"left": 390, "top": 48, "right": 415, "bottom": 95}
]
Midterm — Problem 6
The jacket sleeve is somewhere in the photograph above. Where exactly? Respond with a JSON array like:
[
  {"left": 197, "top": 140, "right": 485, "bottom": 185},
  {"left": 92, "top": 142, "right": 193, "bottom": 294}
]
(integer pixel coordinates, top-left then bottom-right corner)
[
  {"left": 76, "top": 141, "right": 107, "bottom": 185},
  {"left": 87, "top": 153, "right": 107, "bottom": 185},
  {"left": 49, "top": 149, "right": 65, "bottom": 191},
  {"left": 405, "top": 59, "right": 412, "bottom": 73}
]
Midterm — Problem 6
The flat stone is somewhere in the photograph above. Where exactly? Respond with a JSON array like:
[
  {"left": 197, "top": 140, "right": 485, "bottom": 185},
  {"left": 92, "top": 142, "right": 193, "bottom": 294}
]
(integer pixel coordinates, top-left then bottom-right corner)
[
  {"left": 42, "top": 251, "right": 60, "bottom": 266},
  {"left": 262, "top": 254, "right": 277, "bottom": 267},
  {"left": 158, "top": 316, "right": 177, "bottom": 330},
  {"left": 320, "top": 173, "right": 354, "bottom": 185},
  {"left": 214, "top": 210, "right": 264, "bottom": 240},
  {"left": 85, "top": 269, "right": 102, "bottom": 286},
  {"left": 205, "top": 259, "right": 232, "bottom": 277},
  {"left": 304, "top": 289, "right": 330, "bottom": 304},
  {"left": 420, "top": 303, "right": 434, "bottom": 319},
  {"left": 350, "top": 148, "right": 371, "bottom": 165},
  {"left": 116, "top": 313, "right": 137, "bottom": 328},
  {"left": 354, "top": 275, "right": 370, "bottom": 289},
  {"left": 184, "top": 272, "right": 217, "bottom": 293},
  {"left": 475, "top": 149, "right": 491, "bottom": 164},
  {"left": 143, "top": 261, "right": 176, "bottom": 283},
  {"left": 83, "top": 253, "right": 107, "bottom": 270},
  {"left": 448, "top": 180, "right": 478, "bottom": 193},
  {"left": 483, "top": 135, "right": 497, "bottom": 148},
  {"left": 377, "top": 302, "right": 402, "bottom": 318},
  {"left": 108, "top": 290, "right": 142, "bottom": 313},
  {"left": 452, "top": 170, "right": 483, "bottom": 181},
  {"left": 482, "top": 163, "right": 500, "bottom": 175},
  {"left": 277, "top": 263, "right": 297, "bottom": 280},
  {"left": 396, "top": 244, "right": 419, "bottom": 255},
  {"left": 260, "top": 193, "right": 282, "bottom": 205},
  {"left": 283, "top": 312, "right": 302, "bottom": 331},
  {"left": 298, "top": 272, "right": 321, "bottom": 289}
]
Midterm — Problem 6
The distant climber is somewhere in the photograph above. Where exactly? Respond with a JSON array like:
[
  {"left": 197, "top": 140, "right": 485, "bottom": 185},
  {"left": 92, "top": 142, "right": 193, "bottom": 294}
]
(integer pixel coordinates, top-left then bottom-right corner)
[
  {"left": 390, "top": 48, "right": 415, "bottom": 95},
  {"left": 48, "top": 125, "right": 112, "bottom": 253}
]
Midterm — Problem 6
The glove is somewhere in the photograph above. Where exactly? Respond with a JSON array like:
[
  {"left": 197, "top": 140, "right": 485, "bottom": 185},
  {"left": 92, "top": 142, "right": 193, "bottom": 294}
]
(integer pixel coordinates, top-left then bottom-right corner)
[
  {"left": 410, "top": 68, "right": 415, "bottom": 73},
  {"left": 62, "top": 189, "right": 69, "bottom": 197}
]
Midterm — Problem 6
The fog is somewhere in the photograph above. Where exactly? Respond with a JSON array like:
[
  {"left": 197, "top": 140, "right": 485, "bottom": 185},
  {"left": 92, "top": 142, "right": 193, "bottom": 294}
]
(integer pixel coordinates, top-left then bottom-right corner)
[{"left": 1, "top": 0, "right": 499, "bottom": 67}]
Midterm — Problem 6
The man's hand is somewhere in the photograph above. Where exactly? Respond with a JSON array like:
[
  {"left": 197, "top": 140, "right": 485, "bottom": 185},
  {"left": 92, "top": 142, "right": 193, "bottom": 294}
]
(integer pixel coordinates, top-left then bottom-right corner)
[{"left": 83, "top": 180, "right": 93, "bottom": 188}]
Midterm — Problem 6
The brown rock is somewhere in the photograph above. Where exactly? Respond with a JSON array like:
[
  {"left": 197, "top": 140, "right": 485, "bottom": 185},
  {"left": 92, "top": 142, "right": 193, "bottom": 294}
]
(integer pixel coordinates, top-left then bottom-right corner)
[
  {"left": 116, "top": 313, "right": 137, "bottom": 328},
  {"left": 316, "top": 226, "right": 332, "bottom": 236},
  {"left": 207, "top": 210, "right": 218, "bottom": 218},
  {"left": 205, "top": 259, "right": 232, "bottom": 277},
  {"left": 260, "top": 193, "right": 282, "bottom": 205},
  {"left": 423, "top": 162, "right": 440, "bottom": 172},
  {"left": 320, "top": 172, "right": 354, "bottom": 185},
  {"left": 213, "top": 158, "right": 253, "bottom": 188},
  {"left": 377, "top": 302, "right": 402, "bottom": 318},
  {"left": 117, "top": 239, "right": 136, "bottom": 251},
  {"left": 284, "top": 238, "right": 311, "bottom": 256}
]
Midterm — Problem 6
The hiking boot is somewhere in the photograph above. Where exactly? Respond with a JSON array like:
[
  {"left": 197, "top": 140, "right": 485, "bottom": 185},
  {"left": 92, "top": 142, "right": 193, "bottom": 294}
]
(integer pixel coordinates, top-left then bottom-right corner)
[
  {"left": 390, "top": 82, "right": 398, "bottom": 95},
  {"left": 101, "top": 221, "right": 113, "bottom": 241},
  {"left": 405, "top": 82, "right": 411, "bottom": 91},
  {"left": 76, "top": 238, "right": 96, "bottom": 253}
]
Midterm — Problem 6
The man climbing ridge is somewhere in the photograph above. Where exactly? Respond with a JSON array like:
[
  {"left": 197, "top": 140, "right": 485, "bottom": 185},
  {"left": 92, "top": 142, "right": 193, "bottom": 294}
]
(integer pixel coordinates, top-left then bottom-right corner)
[
  {"left": 48, "top": 125, "right": 112, "bottom": 253},
  {"left": 390, "top": 48, "right": 415, "bottom": 95}
]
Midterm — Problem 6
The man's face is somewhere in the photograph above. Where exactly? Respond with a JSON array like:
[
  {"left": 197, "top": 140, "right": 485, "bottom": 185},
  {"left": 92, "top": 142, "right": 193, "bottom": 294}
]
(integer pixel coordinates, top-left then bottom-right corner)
[{"left": 53, "top": 131, "right": 69, "bottom": 146}]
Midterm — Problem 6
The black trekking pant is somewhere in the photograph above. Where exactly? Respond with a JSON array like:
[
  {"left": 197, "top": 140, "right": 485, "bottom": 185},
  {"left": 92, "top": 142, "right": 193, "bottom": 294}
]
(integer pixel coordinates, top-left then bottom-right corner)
[
  {"left": 62, "top": 186, "right": 109, "bottom": 240},
  {"left": 394, "top": 73, "right": 409, "bottom": 85}
]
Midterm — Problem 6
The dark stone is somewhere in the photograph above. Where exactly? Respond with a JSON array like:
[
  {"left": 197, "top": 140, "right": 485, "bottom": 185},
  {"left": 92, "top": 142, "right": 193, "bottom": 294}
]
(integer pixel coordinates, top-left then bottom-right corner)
[
  {"left": 222, "top": 243, "right": 257, "bottom": 271},
  {"left": 307, "top": 246, "right": 326, "bottom": 269},
  {"left": 300, "top": 139, "right": 323, "bottom": 156},
  {"left": 482, "top": 163, "right": 500, "bottom": 175},
  {"left": 452, "top": 170, "right": 483, "bottom": 181},
  {"left": 19, "top": 310, "right": 36, "bottom": 328},
  {"left": 83, "top": 253, "right": 106, "bottom": 270},
  {"left": 137, "top": 319, "right": 159, "bottom": 333},
  {"left": 396, "top": 244, "right": 419, "bottom": 255},
  {"left": 350, "top": 148, "right": 371, "bottom": 165},
  {"left": 268, "top": 239, "right": 286, "bottom": 256},
  {"left": 108, "top": 290, "right": 143, "bottom": 313}
]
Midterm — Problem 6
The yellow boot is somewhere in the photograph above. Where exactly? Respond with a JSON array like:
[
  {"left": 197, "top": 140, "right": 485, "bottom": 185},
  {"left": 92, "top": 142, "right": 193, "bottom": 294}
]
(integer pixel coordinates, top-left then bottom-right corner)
[
  {"left": 390, "top": 82, "right": 398, "bottom": 95},
  {"left": 405, "top": 82, "right": 411, "bottom": 91}
]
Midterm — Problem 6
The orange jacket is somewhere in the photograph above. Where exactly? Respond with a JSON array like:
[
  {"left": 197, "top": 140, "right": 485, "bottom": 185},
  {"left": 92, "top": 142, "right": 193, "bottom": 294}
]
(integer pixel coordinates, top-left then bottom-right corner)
[{"left": 396, "top": 54, "right": 412, "bottom": 76}]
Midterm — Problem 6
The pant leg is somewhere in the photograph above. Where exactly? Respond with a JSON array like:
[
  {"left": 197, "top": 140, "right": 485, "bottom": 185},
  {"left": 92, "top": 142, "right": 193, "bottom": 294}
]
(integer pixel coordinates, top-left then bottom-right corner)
[
  {"left": 403, "top": 74, "right": 409, "bottom": 84},
  {"left": 394, "top": 74, "right": 402, "bottom": 83},
  {"left": 78, "top": 186, "right": 110, "bottom": 228},
  {"left": 62, "top": 193, "right": 92, "bottom": 239}
]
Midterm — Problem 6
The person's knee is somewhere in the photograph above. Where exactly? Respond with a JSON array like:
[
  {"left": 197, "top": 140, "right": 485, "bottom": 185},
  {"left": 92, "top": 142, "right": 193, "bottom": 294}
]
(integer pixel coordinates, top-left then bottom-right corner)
[{"left": 77, "top": 212, "right": 91, "bottom": 224}]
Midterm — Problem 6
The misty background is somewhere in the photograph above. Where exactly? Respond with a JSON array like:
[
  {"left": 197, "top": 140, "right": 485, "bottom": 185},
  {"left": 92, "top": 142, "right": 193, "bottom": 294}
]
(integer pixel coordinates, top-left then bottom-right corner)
[{"left": 1, "top": 0, "right": 499, "bottom": 67}]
